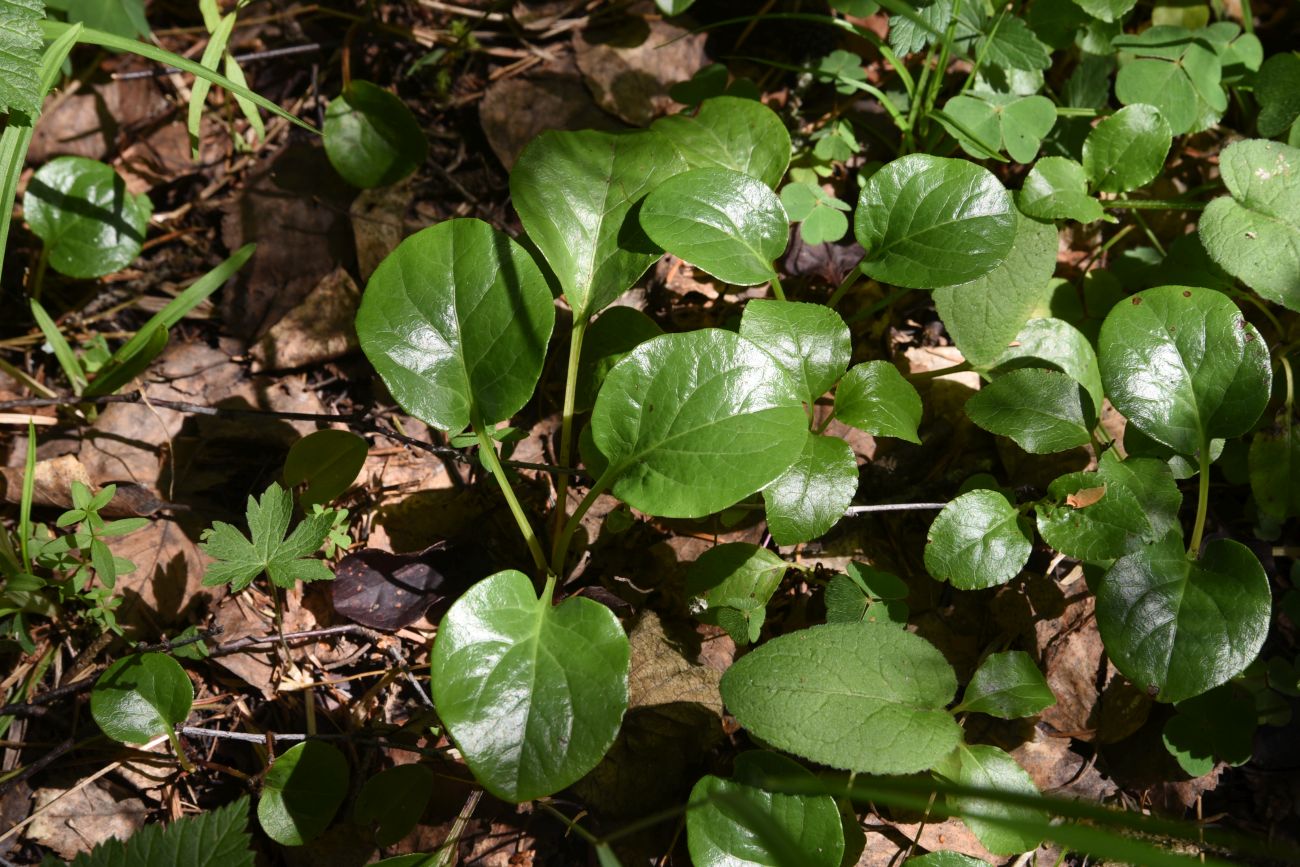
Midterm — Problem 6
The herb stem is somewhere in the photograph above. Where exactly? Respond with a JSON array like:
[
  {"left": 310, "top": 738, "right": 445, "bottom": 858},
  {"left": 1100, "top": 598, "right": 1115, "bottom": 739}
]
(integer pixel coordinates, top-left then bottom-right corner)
[
  {"left": 769, "top": 274, "right": 786, "bottom": 301},
  {"left": 826, "top": 262, "right": 861, "bottom": 309},
  {"left": 1187, "top": 438, "right": 1211, "bottom": 558},
  {"left": 29, "top": 247, "right": 48, "bottom": 303},
  {"left": 166, "top": 728, "right": 195, "bottom": 773},
  {"left": 551, "top": 470, "right": 614, "bottom": 576},
  {"left": 1102, "top": 198, "right": 1207, "bottom": 211},
  {"left": 550, "top": 316, "right": 588, "bottom": 566},
  {"left": 473, "top": 420, "right": 550, "bottom": 575}
]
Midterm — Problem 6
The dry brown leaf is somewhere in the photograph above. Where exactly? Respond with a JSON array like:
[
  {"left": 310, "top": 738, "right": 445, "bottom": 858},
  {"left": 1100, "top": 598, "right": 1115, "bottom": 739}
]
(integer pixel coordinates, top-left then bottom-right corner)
[
  {"left": 250, "top": 268, "right": 361, "bottom": 372},
  {"left": 1066, "top": 485, "right": 1108, "bottom": 509},
  {"left": 26, "top": 782, "right": 149, "bottom": 859},
  {"left": 573, "top": 17, "right": 707, "bottom": 126},
  {"left": 479, "top": 61, "right": 623, "bottom": 169}
]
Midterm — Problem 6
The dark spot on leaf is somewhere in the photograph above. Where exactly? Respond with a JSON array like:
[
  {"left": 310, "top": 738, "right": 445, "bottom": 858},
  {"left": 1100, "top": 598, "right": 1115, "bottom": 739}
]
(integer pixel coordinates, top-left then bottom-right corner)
[
  {"left": 1131, "top": 297, "right": 1142, "bottom": 305},
  {"left": 1245, "top": 332, "right": 1255, "bottom": 342},
  {"left": 1182, "top": 290, "right": 1192, "bottom": 297}
]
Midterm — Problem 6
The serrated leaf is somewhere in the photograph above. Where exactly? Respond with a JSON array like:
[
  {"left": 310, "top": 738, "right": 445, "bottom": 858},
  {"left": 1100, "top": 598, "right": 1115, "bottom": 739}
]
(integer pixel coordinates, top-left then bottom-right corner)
[
  {"left": 200, "top": 483, "right": 334, "bottom": 592},
  {"left": 925, "top": 490, "right": 1032, "bottom": 590},
  {"left": 1098, "top": 285, "right": 1271, "bottom": 457},
  {"left": 1018, "top": 157, "right": 1104, "bottom": 223},
  {"left": 739, "top": 299, "right": 851, "bottom": 403},
  {"left": 834, "top": 360, "right": 923, "bottom": 443},
  {"left": 720, "top": 622, "right": 961, "bottom": 775},
  {"left": 354, "top": 764, "right": 435, "bottom": 846},
  {"left": 510, "top": 129, "right": 685, "bottom": 318},
  {"left": 429, "top": 570, "right": 630, "bottom": 802},
  {"left": 0, "top": 0, "right": 44, "bottom": 118},
  {"left": 1097, "top": 533, "right": 1271, "bottom": 702},
  {"left": 588, "top": 330, "right": 808, "bottom": 518},
  {"left": 68, "top": 796, "right": 255, "bottom": 867},
  {"left": 640, "top": 167, "right": 789, "bottom": 286},
  {"left": 956, "top": 651, "right": 1055, "bottom": 718},
  {"left": 284, "top": 429, "right": 368, "bottom": 508},
  {"left": 979, "top": 14, "right": 1052, "bottom": 72},
  {"left": 652, "top": 95, "right": 791, "bottom": 189},
  {"left": 90, "top": 652, "right": 193, "bottom": 744},
  {"left": 323, "top": 81, "right": 427, "bottom": 189},
  {"left": 355, "top": 218, "right": 555, "bottom": 433},
  {"left": 1197, "top": 139, "right": 1300, "bottom": 309},
  {"left": 258, "top": 741, "right": 349, "bottom": 846},
  {"left": 934, "top": 744, "right": 1045, "bottom": 855},
  {"left": 855, "top": 154, "right": 1016, "bottom": 289},
  {"left": 965, "top": 368, "right": 1092, "bottom": 454},
  {"left": 1081, "top": 104, "right": 1172, "bottom": 193},
  {"left": 762, "top": 433, "right": 858, "bottom": 546}
]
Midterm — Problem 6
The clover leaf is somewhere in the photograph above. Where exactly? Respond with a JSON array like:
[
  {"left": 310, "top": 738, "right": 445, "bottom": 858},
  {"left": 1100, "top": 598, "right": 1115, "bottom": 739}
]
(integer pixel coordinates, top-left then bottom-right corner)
[{"left": 200, "top": 482, "right": 335, "bottom": 592}]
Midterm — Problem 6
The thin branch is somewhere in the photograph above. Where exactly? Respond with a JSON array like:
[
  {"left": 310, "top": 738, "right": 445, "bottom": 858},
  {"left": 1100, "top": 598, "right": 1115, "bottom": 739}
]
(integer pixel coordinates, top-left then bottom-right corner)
[
  {"left": 843, "top": 502, "right": 948, "bottom": 515},
  {"left": 179, "top": 726, "right": 444, "bottom": 756}
]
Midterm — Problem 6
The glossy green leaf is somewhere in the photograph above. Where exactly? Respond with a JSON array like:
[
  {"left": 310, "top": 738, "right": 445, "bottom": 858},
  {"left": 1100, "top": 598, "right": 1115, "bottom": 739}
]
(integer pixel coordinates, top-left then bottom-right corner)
[
  {"left": 46, "top": 0, "right": 148, "bottom": 39},
  {"left": 763, "top": 433, "right": 858, "bottom": 546},
  {"left": 687, "top": 752, "right": 844, "bottom": 867},
  {"left": 354, "top": 764, "right": 435, "bottom": 846},
  {"left": 588, "top": 330, "right": 807, "bottom": 518},
  {"left": 1198, "top": 139, "right": 1300, "bottom": 309},
  {"left": 1081, "top": 104, "right": 1172, "bottom": 194},
  {"left": 855, "top": 154, "right": 1016, "bottom": 289},
  {"left": 0, "top": 0, "right": 43, "bottom": 118},
  {"left": 1018, "top": 157, "right": 1104, "bottom": 223},
  {"left": 652, "top": 96, "right": 791, "bottom": 189},
  {"left": 834, "top": 361, "right": 923, "bottom": 444},
  {"left": 429, "top": 570, "right": 630, "bottom": 802},
  {"left": 1113, "top": 28, "right": 1224, "bottom": 134},
  {"left": 965, "top": 368, "right": 1092, "bottom": 454},
  {"left": 1098, "top": 285, "right": 1271, "bottom": 457},
  {"left": 1036, "top": 452, "right": 1180, "bottom": 563},
  {"left": 575, "top": 306, "right": 663, "bottom": 413},
  {"left": 992, "top": 317, "right": 1103, "bottom": 414},
  {"left": 925, "top": 490, "right": 1033, "bottom": 590},
  {"left": 905, "top": 853, "right": 990, "bottom": 867},
  {"left": 933, "top": 209, "right": 1058, "bottom": 367},
  {"left": 934, "top": 744, "right": 1045, "bottom": 855},
  {"left": 956, "top": 651, "right": 1055, "bottom": 718},
  {"left": 284, "top": 429, "right": 368, "bottom": 508},
  {"left": 355, "top": 218, "right": 554, "bottom": 433},
  {"left": 720, "top": 622, "right": 961, "bottom": 775},
  {"left": 686, "top": 542, "right": 787, "bottom": 645},
  {"left": 780, "top": 182, "right": 851, "bottom": 245},
  {"left": 640, "top": 167, "right": 789, "bottom": 286},
  {"left": 943, "top": 93, "right": 1056, "bottom": 163},
  {"left": 1072, "top": 0, "right": 1136, "bottom": 22},
  {"left": 511, "top": 129, "right": 685, "bottom": 318},
  {"left": 68, "top": 797, "right": 255, "bottom": 867},
  {"left": 323, "top": 81, "right": 427, "bottom": 189},
  {"left": 90, "top": 652, "right": 192, "bottom": 744},
  {"left": 23, "top": 156, "right": 152, "bottom": 278},
  {"left": 1256, "top": 53, "right": 1300, "bottom": 138},
  {"left": 258, "top": 741, "right": 349, "bottom": 846},
  {"left": 1097, "top": 533, "right": 1271, "bottom": 702},
  {"left": 1162, "top": 684, "right": 1255, "bottom": 776},
  {"left": 1250, "top": 418, "right": 1300, "bottom": 519},
  {"left": 739, "top": 299, "right": 851, "bottom": 403}
]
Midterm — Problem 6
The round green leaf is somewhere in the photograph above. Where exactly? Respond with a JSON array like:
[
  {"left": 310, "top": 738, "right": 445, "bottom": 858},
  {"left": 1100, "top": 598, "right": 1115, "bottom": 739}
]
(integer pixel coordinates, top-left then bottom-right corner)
[
  {"left": 574, "top": 306, "right": 664, "bottom": 413},
  {"left": 429, "top": 570, "right": 630, "bottom": 802},
  {"left": 955, "top": 650, "right": 1055, "bottom": 719},
  {"left": 855, "top": 154, "right": 1016, "bottom": 289},
  {"left": 354, "top": 764, "right": 435, "bottom": 846},
  {"left": 1198, "top": 139, "right": 1300, "bottom": 309},
  {"left": 1098, "top": 285, "right": 1271, "bottom": 457},
  {"left": 738, "top": 299, "right": 851, "bottom": 404},
  {"left": 721, "top": 623, "right": 960, "bottom": 775},
  {"left": 686, "top": 752, "right": 844, "bottom": 867},
  {"left": 965, "top": 368, "right": 1093, "bottom": 454},
  {"left": 24, "top": 156, "right": 153, "bottom": 279},
  {"left": 1097, "top": 534, "right": 1271, "bottom": 702},
  {"left": 355, "top": 218, "right": 555, "bottom": 433},
  {"left": 511, "top": 129, "right": 686, "bottom": 318},
  {"left": 1256, "top": 53, "right": 1300, "bottom": 138},
  {"left": 1162, "top": 684, "right": 1256, "bottom": 776},
  {"left": 640, "top": 167, "right": 789, "bottom": 286},
  {"left": 91, "top": 652, "right": 193, "bottom": 744},
  {"left": 925, "top": 490, "right": 1033, "bottom": 590},
  {"left": 283, "top": 429, "right": 368, "bottom": 508},
  {"left": 991, "top": 316, "right": 1104, "bottom": 414},
  {"left": 652, "top": 96, "right": 792, "bottom": 189},
  {"left": 762, "top": 433, "right": 858, "bottom": 546},
  {"left": 834, "top": 361, "right": 923, "bottom": 444},
  {"left": 933, "top": 744, "right": 1045, "bottom": 856},
  {"left": 258, "top": 741, "right": 349, "bottom": 846},
  {"left": 905, "top": 853, "right": 990, "bottom": 867},
  {"left": 1081, "top": 104, "right": 1172, "bottom": 194},
  {"left": 323, "top": 81, "right": 427, "bottom": 189},
  {"left": 1018, "top": 157, "right": 1104, "bottom": 223},
  {"left": 589, "top": 330, "right": 808, "bottom": 518}
]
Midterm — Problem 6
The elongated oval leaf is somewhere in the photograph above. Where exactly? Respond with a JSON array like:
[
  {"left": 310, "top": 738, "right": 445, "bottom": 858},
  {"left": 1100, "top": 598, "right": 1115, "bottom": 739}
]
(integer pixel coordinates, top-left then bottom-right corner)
[
  {"left": 738, "top": 299, "right": 851, "bottom": 403},
  {"left": 640, "top": 167, "right": 789, "bottom": 286},
  {"left": 510, "top": 129, "right": 685, "bottom": 318},
  {"left": 589, "top": 329, "right": 808, "bottom": 518},
  {"left": 934, "top": 744, "right": 1045, "bottom": 856},
  {"left": 355, "top": 218, "right": 555, "bottom": 433},
  {"left": 925, "top": 490, "right": 1032, "bottom": 590},
  {"left": 762, "top": 432, "right": 858, "bottom": 546},
  {"left": 1098, "top": 285, "right": 1270, "bottom": 457},
  {"left": 258, "top": 741, "right": 349, "bottom": 846},
  {"left": 1081, "top": 104, "right": 1171, "bottom": 194},
  {"left": 429, "top": 570, "right": 631, "bottom": 802},
  {"left": 652, "top": 95, "right": 792, "bottom": 189},
  {"left": 323, "top": 80, "right": 427, "bottom": 189},
  {"left": 992, "top": 316, "right": 1103, "bottom": 414},
  {"left": 956, "top": 651, "right": 1055, "bottom": 719},
  {"left": 855, "top": 154, "right": 1016, "bottom": 288},
  {"left": 91, "top": 652, "right": 193, "bottom": 744},
  {"left": 24, "top": 155, "right": 152, "bottom": 278},
  {"left": 284, "top": 429, "right": 368, "bottom": 508},
  {"left": 965, "top": 368, "right": 1092, "bottom": 454},
  {"left": 1097, "top": 533, "right": 1271, "bottom": 702},
  {"left": 720, "top": 622, "right": 961, "bottom": 775}
]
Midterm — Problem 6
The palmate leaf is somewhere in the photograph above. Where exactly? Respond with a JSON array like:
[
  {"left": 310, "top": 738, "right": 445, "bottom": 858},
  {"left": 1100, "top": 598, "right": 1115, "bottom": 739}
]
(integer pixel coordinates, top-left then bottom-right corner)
[
  {"left": 68, "top": 796, "right": 256, "bottom": 867},
  {"left": 0, "top": 0, "right": 43, "bottom": 118},
  {"left": 200, "top": 483, "right": 334, "bottom": 591}
]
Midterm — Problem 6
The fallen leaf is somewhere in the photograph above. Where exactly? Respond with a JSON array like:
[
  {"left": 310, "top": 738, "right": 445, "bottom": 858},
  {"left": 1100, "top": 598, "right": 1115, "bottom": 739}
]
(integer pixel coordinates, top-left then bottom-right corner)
[
  {"left": 1066, "top": 485, "right": 1107, "bottom": 509},
  {"left": 26, "top": 782, "right": 149, "bottom": 859},
  {"left": 573, "top": 16, "right": 707, "bottom": 126},
  {"left": 250, "top": 268, "right": 361, "bottom": 372},
  {"left": 479, "top": 62, "right": 623, "bottom": 169}
]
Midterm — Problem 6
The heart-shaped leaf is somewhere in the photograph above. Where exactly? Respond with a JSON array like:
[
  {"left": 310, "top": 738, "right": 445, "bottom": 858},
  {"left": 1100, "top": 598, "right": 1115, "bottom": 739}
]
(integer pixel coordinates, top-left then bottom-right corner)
[
  {"left": 925, "top": 489, "right": 1033, "bottom": 590},
  {"left": 510, "top": 129, "right": 685, "bottom": 318},
  {"left": 429, "top": 570, "right": 631, "bottom": 802},
  {"left": 722, "top": 623, "right": 960, "bottom": 775},
  {"left": 652, "top": 95, "right": 791, "bottom": 189},
  {"left": 1098, "top": 285, "right": 1271, "bottom": 457},
  {"left": 1097, "top": 533, "right": 1271, "bottom": 702},
  {"left": 780, "top": 182, "right": 852, "bottom": 245},
  {"left": 762, "top": 433, "right": 858, "bottom": 546},
  {"left": 588, "top": 330, "right": 808, "bottom": 518},
  {"left": 1081, "top": 104, "right": 1172, "bottom": 193},
  {"left": 1018, "top": 157, "right": 1104, "bottom": 223},
  {"left": 355, "top": 218, "right": 555, "bottom": 433},
  {"left": 354, "top": 764, "right": 435, "bottom": 846},
  {"left": 738, "top": 300, "right": 851, "bottom": 404},
  {"left": 1255, "top": 53, "right": 1300, "bottom": 138},
  {"left": 833, "top": 361, "right": 923, "bottom": 443},
  {"left": 640, "top": 167, "right": 789, "bottom": 286},
  {"left": 90, "top": 652, "right": 193, "bottom": 744},
  {"left": 23, "top": 156, "right": 153, "bottom": 279},
  {"left": 1198, "top": 139, "right": 1300, "bottom": 309},
  {"left": 943, "top": 93, "right": 1057, "bottom": 163},
  {"left": 855, "top": 154, "right": 1016, "bottom": 288},
  {"left": 284, "top": 429, "right": 368, "bottom": 508},
  {"left": 1113, "top": 28, "right": 1226, "bottom": 134},
  {"left": 955, "top": 650, "right": 1055, "bottom": 719},
  {"left": 323, "top": 80, "right": 427, "bottom": 189},
  {"left": 965, "top": 368, "right": 1093, "bottom": 454},
  {"left": 825, "top": 562, "right": 908, "bottom": 627},
  {"left": 258, "top": 741, "right": 349, "bottom": 846},
  {"left": 934, "top": 744, "right": 1045, "bottom": 856}
]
